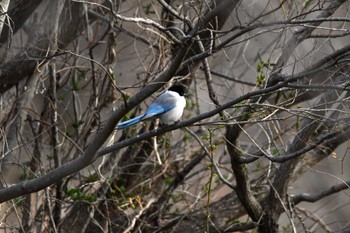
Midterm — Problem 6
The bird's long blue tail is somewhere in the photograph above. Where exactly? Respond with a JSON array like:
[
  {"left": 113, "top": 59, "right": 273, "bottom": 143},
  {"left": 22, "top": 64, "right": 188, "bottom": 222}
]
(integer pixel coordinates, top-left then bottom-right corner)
[{"left": 116, "top": 115, "right": 144, "bottom": 130}]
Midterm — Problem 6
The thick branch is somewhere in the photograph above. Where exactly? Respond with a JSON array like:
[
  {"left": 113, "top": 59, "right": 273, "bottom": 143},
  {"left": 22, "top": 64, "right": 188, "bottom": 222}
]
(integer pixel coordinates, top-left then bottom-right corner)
[
  {"left": 226, "top": 125, "right": 265, "bottom": 226},
  {"left": 0, "top": 0, "right": 43, "bottom": 45},
  {"left": 265, "top": 115, "right": 323, "bottom": 231},
  {"left": 0, "top": 37, "right": 191, "bottom": 203},
  {"left": 0, "top": 1, "right": 85, "bottom": 93},
  {"left": 270, "top": 0, "right": 348, "bottom": 78},
  {"left": 293, "top": 180, "right": 350, "bottom": 205},
  {"left": 0, "top": 0, "right": 10, "bottom": 40},
  {"left": 1, "top": 0, "right": 66, "bottom": 182},
  {"left": 0, "top": 72, "right": 299, "bottom": 203}
]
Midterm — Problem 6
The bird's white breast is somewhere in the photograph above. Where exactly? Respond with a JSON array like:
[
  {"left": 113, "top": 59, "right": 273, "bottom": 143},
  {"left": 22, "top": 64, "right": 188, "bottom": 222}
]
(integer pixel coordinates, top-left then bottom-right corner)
[{"left": 159, "top": 91, "right": 186, "bottom": 125}]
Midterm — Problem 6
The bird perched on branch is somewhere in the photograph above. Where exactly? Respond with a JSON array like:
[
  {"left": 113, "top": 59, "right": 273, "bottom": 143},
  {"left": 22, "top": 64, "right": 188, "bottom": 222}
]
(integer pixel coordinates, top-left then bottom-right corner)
[{"left": 116, "top": 85, "right": 186, "bottom": 130}]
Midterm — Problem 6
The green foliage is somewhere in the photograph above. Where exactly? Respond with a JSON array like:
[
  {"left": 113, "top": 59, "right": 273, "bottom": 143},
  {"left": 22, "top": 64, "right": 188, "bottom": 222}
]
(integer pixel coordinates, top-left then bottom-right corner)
[
  {"left": 76, "top": 68, "right": 86, "bottom": 78},
  {"left": 229, "top": 219, "right": 241, "bottom": 225},
  {"left": 107, "top": 177, "right": 127, "bottom": 198},
  {"left": 71, "top": 77, "right": 79, "bottom": 91},
  {"left": 241, "top": 111, "right": 253, "bottom": 120},
  {"left": 201, "top": 134, "right": 210, "bottom": 141},
  {"left": 238, "top": 100, "right": 247, "bottom": 106},
  {"left": 65, "top": 188, "right": 97, "bottom": 202},
  {"left": 256, "top": 58, "right": 275, "bottom": 86},
  {"left": 170, "top": 193, "right": 178, "bottom": 203},
  {"left": 271, "top": 147, "right": 278, "bottom": 156},
  {"left": 165, "top": 176, "right": 173, "bottom": 185},
  {"left": 71, "top": 68, "right": 87, "bottom": 91},
  {"left": 274, "top": 90, "right": 296, "bottom": 104},
  {"left": 71, "top": 119, "right": 85, "bottom": 129},
  {"left": 58, "top": 93, "right": 65, "bottom": 101},
  {"left": 120, "top": 108, "right": 136, "bottom": 122},
  {"left": 109, "top": 72, "right": 116, "bottom": 81},
  {"left": 256, "top": 73, "right": 266, "bottom": 86},
  {"left": 19, "top": 169, "right": 29, "bottom": 181},
  {"left": 143, "top": 3, "right": 155, "bottom": 15},
  {"left": 83, "top": 173, "right": 100, "bottom": 182},
  {"left": 214, "top": 174, "right": 222, "bottom": 184},
  {"left": 182, "top": 132, "right": 190, "bottom": 141},
  {"left": 14, "top": 198, "right": 24, "bottom": 206},
  {"left": 210, "top": 144, "right": 218, "bottom": 152},
  {"left": 186, "top": 98, "right": 198, "bottom": 111},
  {"left": 124, "top": 92, "right": 132, "bottom": 100},
  {"left": 158, "top": 135, "right": 170, "bottom": 148},
  {"left": 274, "top": 91, "right": 282, "bottom": 105},
  {"left": 282, "top": 224, "right": 293, "bottom": 233},
  {"left": 256, "top": 59, "right": 267, "bottom": 85},
  {"left": 303, "top": 0, "right": 313, "bottom": 8}
]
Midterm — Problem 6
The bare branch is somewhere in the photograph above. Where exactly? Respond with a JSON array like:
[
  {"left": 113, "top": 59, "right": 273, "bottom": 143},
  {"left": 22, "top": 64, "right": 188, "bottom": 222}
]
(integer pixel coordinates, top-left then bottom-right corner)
[
  {"left": 293, "top": 180, "right": 350, "bottom": 205},
  {"left": 0, "top": 1, "right": 85, "bottom": 93},
  {"left": 0, "top": 37, "right": 191, "bottom": 203}
]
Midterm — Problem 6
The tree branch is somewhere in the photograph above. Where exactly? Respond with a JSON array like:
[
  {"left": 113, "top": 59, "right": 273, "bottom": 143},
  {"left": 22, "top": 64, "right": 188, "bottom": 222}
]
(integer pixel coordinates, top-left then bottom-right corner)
[
  {"left": 0, "top": 1, "right": 85, "bottom": 93},
  {"left": 0, "top": 70, "right": 304, "bottom": 203},
  {"left": 0, "top": 33, "right": 192, "bottom": 203},
  {"left": 0, "top": 0, "right": 43, "bottom": 45},
  {"left": 226, "top": 125, "right": 265, "bottom": 225},
  {"left": 292, "top": 180, "right": 350, "bottom": 205}
]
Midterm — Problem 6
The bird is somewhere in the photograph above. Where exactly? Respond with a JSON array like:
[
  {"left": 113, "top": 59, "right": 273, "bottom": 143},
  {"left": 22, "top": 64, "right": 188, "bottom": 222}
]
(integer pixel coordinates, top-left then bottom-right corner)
[{"left": 116, "top": 85, "right": 186, "bottom": 130}]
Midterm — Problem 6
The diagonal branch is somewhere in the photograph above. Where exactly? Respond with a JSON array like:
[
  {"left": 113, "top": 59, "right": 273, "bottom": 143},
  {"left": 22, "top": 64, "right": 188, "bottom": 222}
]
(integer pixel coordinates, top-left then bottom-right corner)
[
  {"left": 0, "top": 1, "right": 85, "bottom": 93},
  {"left": 226, "top": 125, "right": 264, "bottom": 224},
  {"left": 292, "top": 180, "right": 350, "bottom": 205},
  {"left": 269, "top": 0, "right": 348, "bottom": 79},
  {"left": 0, "top": 71, "right": 302, "bottom": 203},
  {"left": 0, "top": 0, "right": 43, "bottom": 45},
  {"left": 0, "top": 40, "right": 191, "bottom": 203}
]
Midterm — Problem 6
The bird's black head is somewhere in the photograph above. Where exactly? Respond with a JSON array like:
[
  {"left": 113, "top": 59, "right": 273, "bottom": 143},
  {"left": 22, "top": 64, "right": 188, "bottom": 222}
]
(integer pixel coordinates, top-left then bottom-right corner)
[{"left": 168, "top": 85, "right": 186, "bottom": 96}]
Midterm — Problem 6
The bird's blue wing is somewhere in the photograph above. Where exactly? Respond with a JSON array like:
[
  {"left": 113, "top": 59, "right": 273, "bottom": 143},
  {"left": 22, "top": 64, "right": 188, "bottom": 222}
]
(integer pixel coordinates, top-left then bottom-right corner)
[
  {"left": 116, "top": 91, "right": 177, "bottom": 130},
  {"left": 142, "top": 102, "right": 175, "bottom": 120},
  {"left": 116, "top": 103, "right": 174, "bottom": 130},
  {"left": 116, "top": 115, "right": 144, "bottom": 130}
]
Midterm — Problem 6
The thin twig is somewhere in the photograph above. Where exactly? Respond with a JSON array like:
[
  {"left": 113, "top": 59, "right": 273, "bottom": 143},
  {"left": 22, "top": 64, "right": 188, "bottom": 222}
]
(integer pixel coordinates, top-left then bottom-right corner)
[{"left": 123, "top": 198, "right": 156, "bottom": 233}]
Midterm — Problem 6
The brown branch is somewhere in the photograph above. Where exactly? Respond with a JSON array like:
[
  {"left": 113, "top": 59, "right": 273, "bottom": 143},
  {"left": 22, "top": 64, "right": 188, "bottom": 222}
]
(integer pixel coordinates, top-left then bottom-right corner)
[
  {"left": 292, "top": 180, "right": 350, "bottom": 205},
  {"left": 177, "top": 0, "right": 240, "bottom": 79},
  {"left": 48, "top": 63, "right": 62, "bottom": 228},
  {"left": 0, "top": 57, "right": 301, "bottom": 203},
  {"left": 0, "top": 0, "right": 43, "bottom": 45},
  {"left": 266, "top": 115, "right": 323, "bottom": 231},
  {"left": 226, "top": 125, "right": 265, "bottom": 225},
  {"left": 0, "top": 1, "right": 85, "bottom": 93},
  {"left": 223, "top": 4, "right": 348, "bottom": 226},
  {"left": 0, "top": 65, "right": 42, "bottom": 181},
  {"left": 0, "top": 35, "right": 192, "bottom": 203},
  {"left": 137, "top": 149, "right": 207, "bottom": 232},
  {"left": 265, "top": 77, "right": 349, "bottom": 231},
  {"left": 0, "top": 0, "right": 10, "bottom": 43},
  {"left": 269, "top": 0, "right": 348, "bottom": 80},
  {"left": 1, "top": 62, "right": 345, "bottom": 202},
  {"left": 332, "top": 226, "right": 350, "bottom": 233},
  {"left": 239, "top": 131, "right": 339, "bottom": 164}
]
